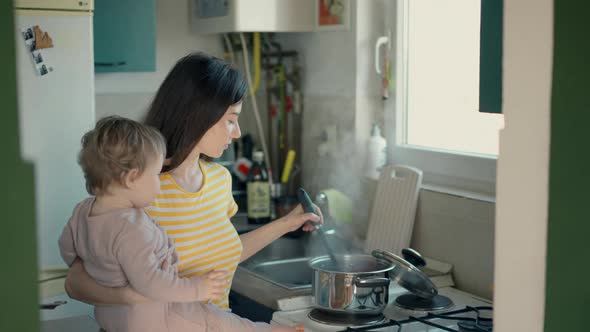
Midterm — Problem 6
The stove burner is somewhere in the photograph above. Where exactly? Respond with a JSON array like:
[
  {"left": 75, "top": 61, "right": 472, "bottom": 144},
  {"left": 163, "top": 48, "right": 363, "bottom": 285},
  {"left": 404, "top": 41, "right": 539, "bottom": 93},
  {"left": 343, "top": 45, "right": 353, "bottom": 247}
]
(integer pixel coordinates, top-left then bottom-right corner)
[
  {"left": 308, "top": 309, "right": 385, "bottom": 326},
  {"left": 342, "top": 306, "right": 493, "bottom": 332},
  {"left": 455, "top": 306, "right": 493, "bottom": 332},
  {"left": 395, "top": 293, "right": 454, "bottom": 311},
  {"left": 457, "top": 319, "right": 493, "bottom": 332}
]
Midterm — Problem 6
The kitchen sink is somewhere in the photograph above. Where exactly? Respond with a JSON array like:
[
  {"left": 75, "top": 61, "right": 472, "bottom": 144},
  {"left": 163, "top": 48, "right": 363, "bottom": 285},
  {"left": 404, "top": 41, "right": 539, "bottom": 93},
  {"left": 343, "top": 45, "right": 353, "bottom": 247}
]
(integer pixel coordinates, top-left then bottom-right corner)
[
  {"left": 240, "top": 257, "right": 314, "bottom": 290},
  {"left": 238, "top": 231, "right": 363, "bottom": 290}
]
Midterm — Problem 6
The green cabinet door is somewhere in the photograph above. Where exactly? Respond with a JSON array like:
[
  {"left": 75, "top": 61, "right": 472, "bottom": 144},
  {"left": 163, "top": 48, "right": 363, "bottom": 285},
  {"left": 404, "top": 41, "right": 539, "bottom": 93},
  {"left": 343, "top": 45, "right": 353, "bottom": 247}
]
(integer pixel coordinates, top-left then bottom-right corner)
[
  {"left": 479, "top": 0, "right": 503, "bottom": 113},
  {"left": 94, "top": 0, "right": 156, "bottom": 72}
]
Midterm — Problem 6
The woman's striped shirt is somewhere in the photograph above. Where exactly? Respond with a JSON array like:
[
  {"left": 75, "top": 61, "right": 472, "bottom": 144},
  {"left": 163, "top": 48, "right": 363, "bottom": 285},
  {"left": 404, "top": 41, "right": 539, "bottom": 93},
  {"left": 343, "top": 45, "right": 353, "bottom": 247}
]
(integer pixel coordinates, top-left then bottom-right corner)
[{"left": 146, "top": 160, "right": 241, "bottom": 309}]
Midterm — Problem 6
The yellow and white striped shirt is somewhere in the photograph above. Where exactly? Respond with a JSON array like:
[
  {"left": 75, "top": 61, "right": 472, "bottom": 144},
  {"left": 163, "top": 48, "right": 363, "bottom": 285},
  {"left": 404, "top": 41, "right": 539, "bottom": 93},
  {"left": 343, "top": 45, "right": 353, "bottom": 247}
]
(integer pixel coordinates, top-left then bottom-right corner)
[{"left": 146, "top": 160, "right": 241, "bottom": 309}]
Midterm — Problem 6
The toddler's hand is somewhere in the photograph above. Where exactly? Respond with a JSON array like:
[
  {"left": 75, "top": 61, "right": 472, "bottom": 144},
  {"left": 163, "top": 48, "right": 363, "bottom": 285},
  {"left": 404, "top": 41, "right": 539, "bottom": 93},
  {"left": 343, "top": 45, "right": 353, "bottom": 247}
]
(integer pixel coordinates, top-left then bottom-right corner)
[{"left": 191, "top": 270, "right": 228, "bottom": 302}]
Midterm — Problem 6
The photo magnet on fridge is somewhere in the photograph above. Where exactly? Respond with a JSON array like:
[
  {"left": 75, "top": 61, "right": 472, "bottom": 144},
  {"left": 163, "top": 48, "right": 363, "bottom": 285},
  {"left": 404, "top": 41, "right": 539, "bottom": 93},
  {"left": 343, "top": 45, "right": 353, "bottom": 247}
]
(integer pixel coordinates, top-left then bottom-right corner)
[{"left": 21, "top": 25, "right": 54, "bottom": 77}]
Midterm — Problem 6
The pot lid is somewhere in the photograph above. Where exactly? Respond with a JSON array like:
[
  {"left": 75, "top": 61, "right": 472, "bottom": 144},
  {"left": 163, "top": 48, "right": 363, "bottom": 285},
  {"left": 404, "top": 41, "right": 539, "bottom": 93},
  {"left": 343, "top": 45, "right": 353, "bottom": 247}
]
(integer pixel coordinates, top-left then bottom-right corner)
[{"left": 372, "top": 249, "right": 438, "bottom": 299}]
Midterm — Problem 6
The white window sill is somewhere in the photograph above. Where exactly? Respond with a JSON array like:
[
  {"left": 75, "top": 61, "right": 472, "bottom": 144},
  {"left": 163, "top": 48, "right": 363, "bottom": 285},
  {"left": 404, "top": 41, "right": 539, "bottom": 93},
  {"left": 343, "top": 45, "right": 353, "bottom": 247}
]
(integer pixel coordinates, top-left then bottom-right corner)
[
  {"left": 420, "top": 183, "right": 496, "bottom": 203},
  {"left": 390, "top": 144, "right": 497, "bottom": 196}
]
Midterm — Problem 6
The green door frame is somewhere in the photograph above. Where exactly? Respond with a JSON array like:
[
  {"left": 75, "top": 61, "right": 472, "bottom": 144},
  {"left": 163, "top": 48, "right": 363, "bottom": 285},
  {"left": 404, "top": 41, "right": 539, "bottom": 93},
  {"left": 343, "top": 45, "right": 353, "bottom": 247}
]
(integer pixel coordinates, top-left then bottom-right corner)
[
  {"left": 0, "top": 2, "right": 39, "bottom": 331},
  {"left": 544, "top": 0, "right": 590, "bottom": 331}
]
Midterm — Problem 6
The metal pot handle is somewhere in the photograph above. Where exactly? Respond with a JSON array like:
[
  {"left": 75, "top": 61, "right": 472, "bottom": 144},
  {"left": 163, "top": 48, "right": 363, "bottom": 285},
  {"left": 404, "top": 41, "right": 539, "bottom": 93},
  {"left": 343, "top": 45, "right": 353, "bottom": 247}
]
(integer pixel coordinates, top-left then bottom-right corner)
[{"left": 354, "top": 276, "right": 390, "bottom": 288}]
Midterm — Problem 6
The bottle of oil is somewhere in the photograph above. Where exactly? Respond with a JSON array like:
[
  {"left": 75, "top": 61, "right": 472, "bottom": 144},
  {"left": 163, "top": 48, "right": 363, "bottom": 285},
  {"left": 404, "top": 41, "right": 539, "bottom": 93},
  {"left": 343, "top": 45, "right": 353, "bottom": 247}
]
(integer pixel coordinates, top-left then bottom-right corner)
[{"left": 247, "top": 151, "right": 271, "bottom": 224}]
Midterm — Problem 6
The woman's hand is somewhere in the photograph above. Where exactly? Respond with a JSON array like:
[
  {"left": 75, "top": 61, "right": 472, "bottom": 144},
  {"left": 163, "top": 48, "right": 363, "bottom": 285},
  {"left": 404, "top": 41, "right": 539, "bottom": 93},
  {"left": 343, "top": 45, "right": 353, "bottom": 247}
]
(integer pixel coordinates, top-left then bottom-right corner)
[{"left": 282, "top": 203, "right": 323, "bottom": 232}]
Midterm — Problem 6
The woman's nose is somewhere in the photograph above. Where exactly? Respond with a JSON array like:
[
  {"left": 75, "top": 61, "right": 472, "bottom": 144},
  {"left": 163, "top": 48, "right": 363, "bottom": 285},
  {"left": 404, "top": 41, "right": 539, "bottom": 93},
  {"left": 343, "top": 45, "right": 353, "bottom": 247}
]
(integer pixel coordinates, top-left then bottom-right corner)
[{"left": 232, "top": 122, "right": 242, "bottom": 139}]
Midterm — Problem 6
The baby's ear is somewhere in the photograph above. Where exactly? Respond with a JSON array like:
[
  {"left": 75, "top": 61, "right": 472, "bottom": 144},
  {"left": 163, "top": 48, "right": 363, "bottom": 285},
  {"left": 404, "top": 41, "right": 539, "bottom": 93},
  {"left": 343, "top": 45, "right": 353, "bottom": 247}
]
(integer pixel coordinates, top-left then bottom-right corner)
[{"left": 123, "top": 169, "right": 140, "bottom": 188}]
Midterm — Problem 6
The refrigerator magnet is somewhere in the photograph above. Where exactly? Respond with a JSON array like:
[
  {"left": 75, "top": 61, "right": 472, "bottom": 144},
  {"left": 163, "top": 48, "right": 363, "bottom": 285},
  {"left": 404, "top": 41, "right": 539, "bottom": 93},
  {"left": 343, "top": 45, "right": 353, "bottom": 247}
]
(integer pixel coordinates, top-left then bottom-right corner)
[
  {"left": 33, "top": 25, "right": 54, "bottom": 50},
  {"left": 21, "top": 26, "right": 54, "bottom": 77}
]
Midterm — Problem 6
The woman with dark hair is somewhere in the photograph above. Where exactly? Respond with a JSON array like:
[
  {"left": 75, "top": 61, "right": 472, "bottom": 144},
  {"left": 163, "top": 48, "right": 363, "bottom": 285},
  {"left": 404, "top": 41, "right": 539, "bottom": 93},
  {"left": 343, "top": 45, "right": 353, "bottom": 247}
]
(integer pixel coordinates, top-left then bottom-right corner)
[{"left": 64, "top": 53, "right": 319, "bottom": 330}]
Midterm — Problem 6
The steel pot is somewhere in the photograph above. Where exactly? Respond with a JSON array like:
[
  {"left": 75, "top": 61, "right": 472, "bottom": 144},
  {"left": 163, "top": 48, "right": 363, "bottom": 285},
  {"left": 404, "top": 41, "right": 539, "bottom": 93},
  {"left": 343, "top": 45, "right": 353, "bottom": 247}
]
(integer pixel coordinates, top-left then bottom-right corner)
[{"left": 309, "top": 254, "right": 394, "bottom": 315}]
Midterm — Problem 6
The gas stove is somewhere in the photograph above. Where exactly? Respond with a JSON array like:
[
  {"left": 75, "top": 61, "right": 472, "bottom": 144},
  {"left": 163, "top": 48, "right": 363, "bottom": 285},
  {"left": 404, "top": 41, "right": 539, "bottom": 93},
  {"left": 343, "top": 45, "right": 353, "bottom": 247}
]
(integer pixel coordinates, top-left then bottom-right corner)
[{"left": 272, "top": 286, "right": 492, "bottom": 332}]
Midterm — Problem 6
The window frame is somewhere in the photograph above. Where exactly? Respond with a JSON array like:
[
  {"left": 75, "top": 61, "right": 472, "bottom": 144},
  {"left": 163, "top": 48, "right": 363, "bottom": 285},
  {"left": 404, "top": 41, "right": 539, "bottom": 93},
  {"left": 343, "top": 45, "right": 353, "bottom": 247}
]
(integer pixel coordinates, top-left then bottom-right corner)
[{"left": 387, "top": 0, "right": 497, "bottom": 199}]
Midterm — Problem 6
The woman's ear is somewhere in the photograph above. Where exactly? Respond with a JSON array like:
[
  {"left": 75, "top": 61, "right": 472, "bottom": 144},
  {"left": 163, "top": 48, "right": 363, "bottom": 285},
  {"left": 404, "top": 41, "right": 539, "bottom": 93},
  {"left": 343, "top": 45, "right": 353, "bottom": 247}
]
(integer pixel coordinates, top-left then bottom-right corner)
[{"left": 123, "top": 169, "right": 140, "bottom": 188}]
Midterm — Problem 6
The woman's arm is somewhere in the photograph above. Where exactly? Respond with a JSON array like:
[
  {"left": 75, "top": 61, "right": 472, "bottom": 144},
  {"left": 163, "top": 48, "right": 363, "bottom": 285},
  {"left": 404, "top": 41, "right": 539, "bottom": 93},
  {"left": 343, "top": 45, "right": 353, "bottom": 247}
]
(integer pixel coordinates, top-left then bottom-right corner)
[
  {"left": 239, "top": 204, "right": 322, "bottom": 263},
  {"left": 65, "top": 258, "right": 150, "bottom": 305}
]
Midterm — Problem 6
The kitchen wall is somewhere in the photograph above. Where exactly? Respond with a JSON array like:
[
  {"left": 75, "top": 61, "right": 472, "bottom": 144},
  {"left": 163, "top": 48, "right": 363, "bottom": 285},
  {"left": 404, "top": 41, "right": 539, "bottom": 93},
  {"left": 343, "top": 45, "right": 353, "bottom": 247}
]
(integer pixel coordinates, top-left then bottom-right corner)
[
  {"left": 275, "top": 19, "right": 357, "bottom": 198},
  {"left": 279, "top": 0, "right": 495, "bottom": 300},
  {"left": 94, "top": 0, "right": 223, "bottom": 121},
  {"left": 275, "top": 0, "right": 386, "bottom": 221},
  {"left": 412, "top": 191, "right": 494, "bottom": 299}
]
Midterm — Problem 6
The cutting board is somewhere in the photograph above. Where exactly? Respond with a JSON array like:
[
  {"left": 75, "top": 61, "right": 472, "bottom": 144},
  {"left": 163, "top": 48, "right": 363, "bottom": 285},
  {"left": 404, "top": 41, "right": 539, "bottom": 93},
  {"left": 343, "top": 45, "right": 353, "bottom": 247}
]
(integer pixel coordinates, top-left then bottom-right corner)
[{"left": 364, "top": 164, "right": 423, "bottom": 255}]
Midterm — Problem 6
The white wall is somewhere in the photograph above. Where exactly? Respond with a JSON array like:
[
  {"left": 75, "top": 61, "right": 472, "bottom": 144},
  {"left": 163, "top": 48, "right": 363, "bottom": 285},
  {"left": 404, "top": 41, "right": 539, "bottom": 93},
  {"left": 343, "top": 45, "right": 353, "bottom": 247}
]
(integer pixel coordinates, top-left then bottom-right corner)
[
  {"left": 412, "top": 191, "right": 495, "bottom": 299},
  {"left": 275, "top": 7, "right": 358, "bottom": 198},
  {"left": 354, "top": 0, "right": 387, "bottom": 150},
  {"left": 493, "top": 0, "right": 552, "bottom": 329},
  {"left": 94, "top": 0, "right": 223, "bottom": 121},
  {"left": 275, "top": 0, "right": 388, "bottom": 212}
]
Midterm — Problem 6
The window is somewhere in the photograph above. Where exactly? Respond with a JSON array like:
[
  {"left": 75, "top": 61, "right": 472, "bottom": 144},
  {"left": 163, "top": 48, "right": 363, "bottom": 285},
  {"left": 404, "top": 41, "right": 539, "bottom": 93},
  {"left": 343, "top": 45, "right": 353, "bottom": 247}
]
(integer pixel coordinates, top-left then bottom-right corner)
[{"left": 389, "top": 0, "right": 503, "bottom": 197}]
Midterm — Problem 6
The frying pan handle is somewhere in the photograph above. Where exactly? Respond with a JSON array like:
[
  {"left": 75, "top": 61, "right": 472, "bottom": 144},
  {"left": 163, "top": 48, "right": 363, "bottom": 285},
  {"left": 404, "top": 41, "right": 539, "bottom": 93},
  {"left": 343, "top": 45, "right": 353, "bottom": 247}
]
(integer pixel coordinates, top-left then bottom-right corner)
[
  {"left": 297, "top": 188, "right": 321, "bottom": 230},
  {"left": 354, "top": 276, "right": 390, "bottom": 288}
]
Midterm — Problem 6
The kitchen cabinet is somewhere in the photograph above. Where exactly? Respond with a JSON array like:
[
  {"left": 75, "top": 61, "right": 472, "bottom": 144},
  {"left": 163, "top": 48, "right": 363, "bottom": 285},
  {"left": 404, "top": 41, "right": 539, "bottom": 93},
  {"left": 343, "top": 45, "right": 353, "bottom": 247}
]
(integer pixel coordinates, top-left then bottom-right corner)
[
  {"left": 93, "top": 0, "right": 156, "bottom": 72},
  {"left": 479, "top": 0, "right": 503, "bottom": 113},
  {"left": 229, "top": 290, "right": 274, "bottom": 323}
]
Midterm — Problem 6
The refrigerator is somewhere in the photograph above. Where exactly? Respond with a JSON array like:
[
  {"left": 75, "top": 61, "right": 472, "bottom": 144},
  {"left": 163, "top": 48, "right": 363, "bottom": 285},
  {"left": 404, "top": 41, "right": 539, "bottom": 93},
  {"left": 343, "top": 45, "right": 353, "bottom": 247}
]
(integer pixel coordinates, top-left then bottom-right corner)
[{"left": 15, "top": 0, "right": 95, "bottom": 269}]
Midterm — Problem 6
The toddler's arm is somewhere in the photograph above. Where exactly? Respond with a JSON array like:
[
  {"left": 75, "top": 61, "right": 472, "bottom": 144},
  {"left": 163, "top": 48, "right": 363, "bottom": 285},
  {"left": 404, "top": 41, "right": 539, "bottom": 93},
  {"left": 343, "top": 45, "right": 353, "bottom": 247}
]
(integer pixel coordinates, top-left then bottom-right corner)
[
  {"left": 58, "top": 219, "right": 77, "bottom": 266},
  {"left": 115, "top": 223, "right": 208, "bottom": 303}
]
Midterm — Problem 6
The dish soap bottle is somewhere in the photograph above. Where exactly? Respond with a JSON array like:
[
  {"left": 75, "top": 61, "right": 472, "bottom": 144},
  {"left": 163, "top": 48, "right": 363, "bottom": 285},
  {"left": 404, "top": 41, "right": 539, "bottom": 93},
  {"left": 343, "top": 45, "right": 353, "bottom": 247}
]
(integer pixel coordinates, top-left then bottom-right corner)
[
  {"left": 247, "top": 151, "right": 271, "bottom": 224},
  {"left": 365, "top": 123, "right": 387, "bottom": 180}
]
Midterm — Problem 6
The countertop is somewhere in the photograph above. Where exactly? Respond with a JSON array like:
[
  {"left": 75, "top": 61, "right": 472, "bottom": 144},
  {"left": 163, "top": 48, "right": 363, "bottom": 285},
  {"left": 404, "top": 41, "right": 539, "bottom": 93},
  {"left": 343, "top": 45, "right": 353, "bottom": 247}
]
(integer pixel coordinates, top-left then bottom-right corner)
[{"left": 40, "top": 293, "right": 98, "bottom": 332}]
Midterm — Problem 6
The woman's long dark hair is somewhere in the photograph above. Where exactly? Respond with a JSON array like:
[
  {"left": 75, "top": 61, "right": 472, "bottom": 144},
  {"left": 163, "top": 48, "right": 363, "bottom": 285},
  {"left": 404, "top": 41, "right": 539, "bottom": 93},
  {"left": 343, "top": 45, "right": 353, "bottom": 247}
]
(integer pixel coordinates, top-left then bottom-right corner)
[{"left": 145, "top": 53, "right": 246, "bottom": 172}]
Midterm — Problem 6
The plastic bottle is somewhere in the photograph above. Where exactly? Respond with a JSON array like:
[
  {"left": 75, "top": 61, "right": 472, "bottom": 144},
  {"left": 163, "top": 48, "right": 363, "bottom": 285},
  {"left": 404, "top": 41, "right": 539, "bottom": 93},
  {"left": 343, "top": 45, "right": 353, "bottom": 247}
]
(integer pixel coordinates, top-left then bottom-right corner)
[
  {"left": 365, "top": 123, "right": 387, "bottom": 180},
  {"left": 247, "top": 151, "right": 271, "bottom": 224}
]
